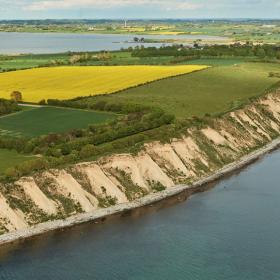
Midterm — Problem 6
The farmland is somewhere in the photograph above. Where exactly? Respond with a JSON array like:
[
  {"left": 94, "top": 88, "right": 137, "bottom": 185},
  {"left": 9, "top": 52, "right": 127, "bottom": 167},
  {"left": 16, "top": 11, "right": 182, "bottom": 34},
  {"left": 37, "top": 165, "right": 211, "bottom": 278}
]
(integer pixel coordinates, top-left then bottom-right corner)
[
  {"left": 0, "top": 46, "right": 279, "bottom": 178},
  {"left": 0, "top": 149, "right": 36, "bottom": 173},
  {"left": 0, "top": 53, "right": 69, "bottom": 71},
  {"left": 0, "top": 106, "right": 115, "bottom": 136},
  {"left": 78, "top": 62, "right": 280, "bottom": 118},
  {"left": 0, "top": 52, "right": 235, "bottom": 73},
  {"left": 1, "top": 42, "right": 279, "bottom": 74},
  {"left": 1, "top": 19, "right": 280, "bottom": 44},
  {"left": 0, "top": 65, "right": 208, "bottom": 102},
  {"left": 0, "top": 52, "right": 176, "bottom": 72}
]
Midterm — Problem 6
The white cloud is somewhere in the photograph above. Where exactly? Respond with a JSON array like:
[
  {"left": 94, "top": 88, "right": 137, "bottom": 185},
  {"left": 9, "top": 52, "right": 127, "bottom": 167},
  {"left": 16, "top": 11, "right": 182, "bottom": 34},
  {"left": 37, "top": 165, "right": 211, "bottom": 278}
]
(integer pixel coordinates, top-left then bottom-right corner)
[{"left": 25, "top": 0, "right": 203, "bottom": 11}]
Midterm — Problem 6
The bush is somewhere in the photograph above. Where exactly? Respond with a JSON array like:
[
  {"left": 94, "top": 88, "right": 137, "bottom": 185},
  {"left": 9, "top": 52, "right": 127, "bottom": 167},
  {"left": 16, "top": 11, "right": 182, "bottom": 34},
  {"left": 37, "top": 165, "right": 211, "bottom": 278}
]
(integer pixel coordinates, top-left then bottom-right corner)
[{"left": 0, "top": 98, "right": 21, "bottom": 116}]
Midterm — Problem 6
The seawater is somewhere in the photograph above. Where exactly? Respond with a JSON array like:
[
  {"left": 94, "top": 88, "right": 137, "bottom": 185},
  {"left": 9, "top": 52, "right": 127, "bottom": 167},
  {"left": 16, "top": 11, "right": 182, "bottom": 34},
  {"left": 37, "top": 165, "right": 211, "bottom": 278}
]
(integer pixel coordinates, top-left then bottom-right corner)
[
  {"left": 0, "top": 150, "right": 280, "bottom": 280},
  {"left": 0, "top": 32, "right": 228, "bottom": 54}
]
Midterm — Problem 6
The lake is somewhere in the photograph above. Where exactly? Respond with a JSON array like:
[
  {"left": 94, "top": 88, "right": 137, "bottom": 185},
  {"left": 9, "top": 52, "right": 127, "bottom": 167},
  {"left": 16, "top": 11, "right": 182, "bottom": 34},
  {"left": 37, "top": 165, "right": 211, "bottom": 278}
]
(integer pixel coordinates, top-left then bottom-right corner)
[
  {"left": 0, "top": 148, "right": 280, "bottom": 279},
  {"left": 0, "top": 32, "right": 228, "bottom": 54}
]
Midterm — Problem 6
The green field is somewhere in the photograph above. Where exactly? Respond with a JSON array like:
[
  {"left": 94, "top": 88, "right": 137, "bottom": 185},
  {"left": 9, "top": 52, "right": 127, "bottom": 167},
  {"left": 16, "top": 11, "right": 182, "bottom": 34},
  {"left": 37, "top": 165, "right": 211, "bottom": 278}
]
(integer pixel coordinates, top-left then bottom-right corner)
[
  {"left": 0, "top": 53, "right": 69, "bottom": 71},
  {"left": 0, "top": 52, "right": 248, "bottom": 73},
  {"left": 81, "top": 62, "right": 280, "bottom": 118},
  {"left": 183, "top": 58, "right": 246, "bottom": 66},
  {"left": 0, "top": 149, "right": 35, "bottom": 173},
  {"left": 0, "top": 106, "right": 115, "bottom": 137},
  {"left": 0, "top": 50, "right": 277, "bottom": 73},
  {"left": 0, "top": 52, "right": 178, "bottom": 72}
]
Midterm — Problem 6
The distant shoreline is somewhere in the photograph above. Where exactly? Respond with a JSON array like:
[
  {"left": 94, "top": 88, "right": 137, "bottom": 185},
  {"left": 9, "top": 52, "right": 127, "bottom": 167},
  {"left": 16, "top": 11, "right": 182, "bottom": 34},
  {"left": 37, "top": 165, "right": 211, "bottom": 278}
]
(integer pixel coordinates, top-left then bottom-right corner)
[{"left": 1, "top": 136, "right": 279, "bottom": 247}]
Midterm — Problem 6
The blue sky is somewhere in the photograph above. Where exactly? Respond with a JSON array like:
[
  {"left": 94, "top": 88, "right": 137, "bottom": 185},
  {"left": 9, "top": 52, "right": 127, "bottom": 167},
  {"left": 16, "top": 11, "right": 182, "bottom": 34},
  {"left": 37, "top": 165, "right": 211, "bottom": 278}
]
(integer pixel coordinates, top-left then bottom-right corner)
[{"left": 0, "top": 0, "right": 279, "bottom": 19}]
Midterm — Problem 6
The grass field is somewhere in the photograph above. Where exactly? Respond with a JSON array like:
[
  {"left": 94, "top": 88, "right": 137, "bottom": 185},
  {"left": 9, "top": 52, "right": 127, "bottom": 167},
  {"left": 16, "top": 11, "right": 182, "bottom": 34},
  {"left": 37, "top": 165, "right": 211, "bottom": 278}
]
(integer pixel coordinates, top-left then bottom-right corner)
[
  {"left": 0, "top": 65, "right": 208, "bottom": 102},
  {"left": 0, "top": 51, "right": 192, "bottom": 70},
  {"left": 0, "top": 149, "right": 35, "bottom": 174},
  {"left": 184, "top": 58, "right": 246, "bottom": 66},
  {"left": 81, "top": 63, "right": 280, "bottom": 118},
  {"left": 0, "top": 106, "right": 115, "bottom": 136},
  {"left": 0, "top": 52, "right": 171, "bottom": 72},
  {"left": 0, "top": 53, "right": 69, "bottom": 71}
]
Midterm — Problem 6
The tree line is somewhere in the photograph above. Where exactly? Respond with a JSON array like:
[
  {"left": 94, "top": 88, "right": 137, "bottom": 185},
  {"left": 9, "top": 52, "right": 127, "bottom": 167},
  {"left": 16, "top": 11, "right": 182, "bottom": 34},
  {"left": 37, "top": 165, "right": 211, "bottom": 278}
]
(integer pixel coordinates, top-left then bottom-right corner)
[{"left": 131, "top": 44, "right": 280, "bottom": 59}]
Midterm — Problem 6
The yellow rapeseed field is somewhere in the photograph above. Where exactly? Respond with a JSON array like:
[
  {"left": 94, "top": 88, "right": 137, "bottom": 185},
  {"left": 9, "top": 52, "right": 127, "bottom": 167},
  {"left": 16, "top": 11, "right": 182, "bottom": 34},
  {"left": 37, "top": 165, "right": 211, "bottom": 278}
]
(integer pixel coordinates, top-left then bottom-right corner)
[{"left": 0, "top": 65, "right": 208, "bottom": 103}]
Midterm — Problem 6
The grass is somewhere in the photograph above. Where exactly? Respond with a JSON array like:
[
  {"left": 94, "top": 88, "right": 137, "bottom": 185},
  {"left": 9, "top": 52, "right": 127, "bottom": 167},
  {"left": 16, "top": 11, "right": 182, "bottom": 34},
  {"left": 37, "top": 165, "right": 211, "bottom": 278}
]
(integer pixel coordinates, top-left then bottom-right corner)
[
  {"left": 84, "top": 52, "right": 174, "bottom": 66},
  {"left": 183, "top": 58, "right": 247, "bottom": 66},
  {"left": 0, "top": 51, "right": 247, "bottom": 73},
  {"left": 82, "top": 62, "right": 280, "bottom": 118},
  {"left": 0, "top": 53, "right": 69, "bottom": 71},
  {"left": 0, "top": 106, "right": 115, "bottom": 136},
  {"left": 0, "top": 149, "right": 35, "bottom": 174},
  {"left": 0, "top": 51, "right": 192, "bottom": 69},
  {"left": 0, "top": 65, "right": 208, "bottom": 102}
]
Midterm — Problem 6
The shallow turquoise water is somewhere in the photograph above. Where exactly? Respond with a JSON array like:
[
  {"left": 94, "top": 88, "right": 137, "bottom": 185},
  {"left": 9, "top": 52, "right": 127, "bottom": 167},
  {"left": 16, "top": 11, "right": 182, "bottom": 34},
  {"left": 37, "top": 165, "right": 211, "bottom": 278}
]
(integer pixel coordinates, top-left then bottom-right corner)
[{"left": 0, "top": 150, "right": 280, "bottom": 279}]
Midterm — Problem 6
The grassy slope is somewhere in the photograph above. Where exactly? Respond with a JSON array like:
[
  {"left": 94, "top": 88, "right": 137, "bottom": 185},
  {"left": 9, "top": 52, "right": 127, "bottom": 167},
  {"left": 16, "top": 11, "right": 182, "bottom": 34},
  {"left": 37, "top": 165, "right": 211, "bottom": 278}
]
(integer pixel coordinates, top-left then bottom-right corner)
[
  {"left": 84, "top": 63, "right": 280, "bottom": 118},
  {"left": 0, "top": 149, "right": 35, "bottom": 173},
  {"left": 0, "top": 107, "right": 115, "bottom": 137}
]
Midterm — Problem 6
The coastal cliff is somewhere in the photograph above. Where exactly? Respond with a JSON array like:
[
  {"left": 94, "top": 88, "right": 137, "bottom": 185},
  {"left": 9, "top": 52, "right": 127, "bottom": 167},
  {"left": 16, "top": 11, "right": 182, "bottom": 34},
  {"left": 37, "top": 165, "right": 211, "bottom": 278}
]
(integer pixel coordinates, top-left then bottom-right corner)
[{"left": 1, "top": 89, "right": 280, "bottom": 237}]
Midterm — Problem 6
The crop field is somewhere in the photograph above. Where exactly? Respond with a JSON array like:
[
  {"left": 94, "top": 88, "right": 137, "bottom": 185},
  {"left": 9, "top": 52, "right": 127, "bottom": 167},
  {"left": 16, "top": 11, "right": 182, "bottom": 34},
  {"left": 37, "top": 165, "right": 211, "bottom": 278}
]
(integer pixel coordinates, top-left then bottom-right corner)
[
  {"left": 0, "top": 106, "right": 115, "bottom": 136},
  {"left": 0, "top": 65, "right": 208, "bottom": 102},
  {"left": 81, "top": 63, "right": 280, "bottom": 118},
  {"left": 0, "top": 149, "right": 35, "bottom": 174}
]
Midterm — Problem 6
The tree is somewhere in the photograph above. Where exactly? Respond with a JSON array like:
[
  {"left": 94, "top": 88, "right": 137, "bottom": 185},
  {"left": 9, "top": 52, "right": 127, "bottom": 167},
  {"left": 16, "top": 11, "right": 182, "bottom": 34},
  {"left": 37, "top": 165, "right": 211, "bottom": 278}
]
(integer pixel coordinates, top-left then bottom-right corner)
[
  {"left": 38, "top": 99, "right": 46, "bottom": 105},
  {"left": 10, "top": 91, "right": 23, "bottom": 102},
  {"left": 0, "top": 98, "right": 20, "bottom": 116},
  {"left": 256, "top": 48, "right": 266, "bottom": 58},
  {"left": 97, "top": 52, "right": 112, "bottom": 61},
  {"left": 69, "top": 55, "right": 82, "bottom": 64}
]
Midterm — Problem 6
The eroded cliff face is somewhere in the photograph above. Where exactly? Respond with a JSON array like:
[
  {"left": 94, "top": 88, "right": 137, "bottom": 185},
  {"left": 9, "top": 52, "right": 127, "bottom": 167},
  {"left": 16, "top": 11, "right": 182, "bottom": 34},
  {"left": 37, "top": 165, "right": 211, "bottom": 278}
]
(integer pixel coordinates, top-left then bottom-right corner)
[{"left": 1, "top": 90, "right": 280, "bottom": 234}]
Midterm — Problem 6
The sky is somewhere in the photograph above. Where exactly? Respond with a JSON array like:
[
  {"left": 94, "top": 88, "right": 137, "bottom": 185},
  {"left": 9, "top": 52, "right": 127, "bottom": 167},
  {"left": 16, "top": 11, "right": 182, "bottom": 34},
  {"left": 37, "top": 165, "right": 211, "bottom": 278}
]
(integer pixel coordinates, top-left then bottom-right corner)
[{"left": 0, "top": 0, "right": 279, "bottom": 20}]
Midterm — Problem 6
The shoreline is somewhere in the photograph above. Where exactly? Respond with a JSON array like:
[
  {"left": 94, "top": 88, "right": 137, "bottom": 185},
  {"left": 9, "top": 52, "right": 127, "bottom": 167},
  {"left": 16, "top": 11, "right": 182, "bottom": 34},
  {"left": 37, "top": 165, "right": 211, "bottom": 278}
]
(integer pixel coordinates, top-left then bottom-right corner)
[{"left": 1, "top": 137, "right": 280, "bottom": 246}]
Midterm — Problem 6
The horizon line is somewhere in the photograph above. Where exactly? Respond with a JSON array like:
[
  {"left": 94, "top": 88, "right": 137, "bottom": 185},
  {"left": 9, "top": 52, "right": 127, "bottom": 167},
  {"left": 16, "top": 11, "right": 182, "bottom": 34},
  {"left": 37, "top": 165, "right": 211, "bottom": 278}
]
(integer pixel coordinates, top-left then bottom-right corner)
[{"left": 1, "top": 17, "right": 280, "bottom": 21}]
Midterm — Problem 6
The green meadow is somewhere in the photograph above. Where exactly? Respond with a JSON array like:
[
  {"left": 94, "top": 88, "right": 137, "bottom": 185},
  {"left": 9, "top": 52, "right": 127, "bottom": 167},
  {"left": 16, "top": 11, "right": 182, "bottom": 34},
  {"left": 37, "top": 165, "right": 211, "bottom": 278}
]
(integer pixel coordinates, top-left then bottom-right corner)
[
  {"left": 82, "top": 62, "right": 280, "bottom": 118},
  {"left": 0, "top": 106, "right": 116, "bottom": 137}
]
